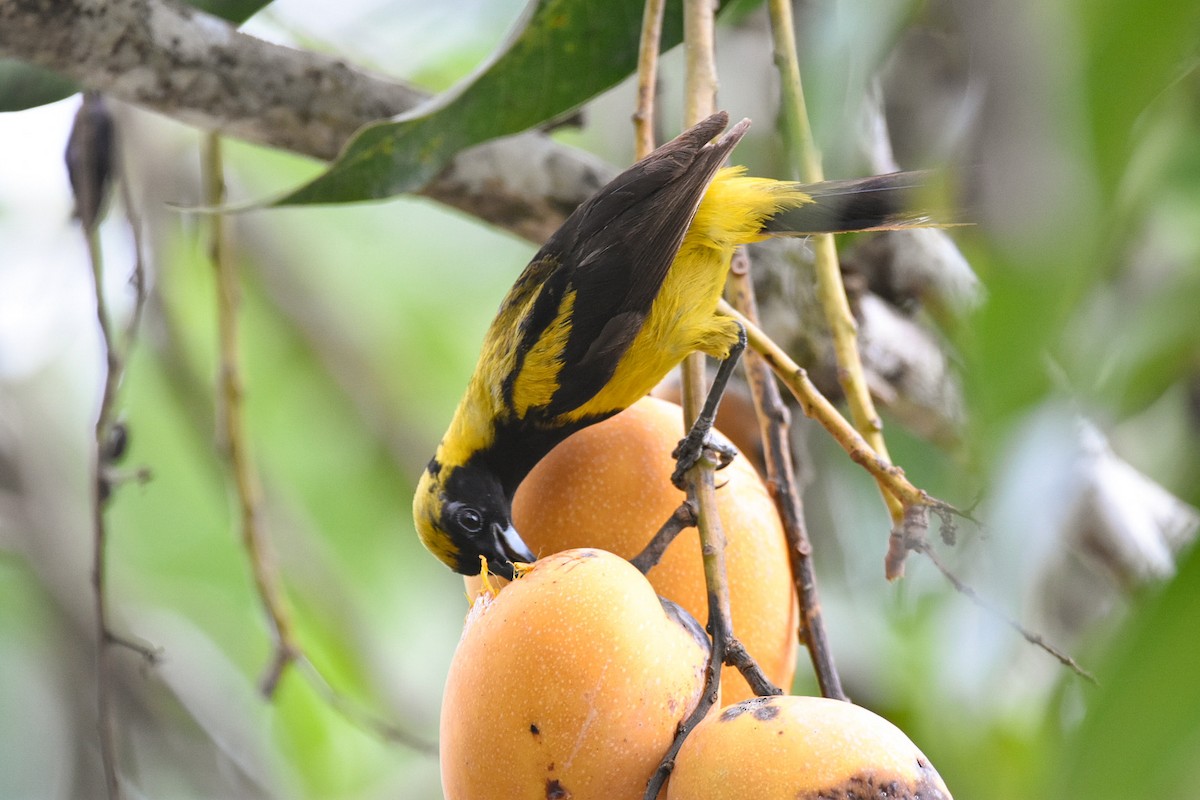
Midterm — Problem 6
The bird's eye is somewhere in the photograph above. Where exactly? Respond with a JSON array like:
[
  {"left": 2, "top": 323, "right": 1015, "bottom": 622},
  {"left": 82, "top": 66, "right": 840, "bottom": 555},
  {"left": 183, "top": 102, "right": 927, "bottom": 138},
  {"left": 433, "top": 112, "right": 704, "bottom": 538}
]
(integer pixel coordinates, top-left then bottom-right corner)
[{"left": 456, "top": 507, "right": 484, "bottom": 533}]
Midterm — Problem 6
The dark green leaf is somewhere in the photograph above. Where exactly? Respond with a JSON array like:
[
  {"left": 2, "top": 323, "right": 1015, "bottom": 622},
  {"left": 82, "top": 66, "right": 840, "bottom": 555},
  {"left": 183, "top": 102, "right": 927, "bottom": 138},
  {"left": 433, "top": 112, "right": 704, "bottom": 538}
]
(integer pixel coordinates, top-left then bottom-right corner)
[
  {"left": 0, "top": 60, "right": 77, "bottom": 112},
  {"left": 185, "top": 0, "right": 275, "bottom": 24},
  {"left": 277, "top": 0, "right": 690, "bottom": 206}
]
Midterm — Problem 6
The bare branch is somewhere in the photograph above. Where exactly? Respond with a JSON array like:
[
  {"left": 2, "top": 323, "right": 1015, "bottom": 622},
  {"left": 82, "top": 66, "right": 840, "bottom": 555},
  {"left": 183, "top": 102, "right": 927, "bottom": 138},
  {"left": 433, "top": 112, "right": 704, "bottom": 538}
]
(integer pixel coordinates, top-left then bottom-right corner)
[
  {"left": 0, "top": 0, "right": 421, "bottom": 160},
  {"left": 727, "top": 250, "right": 847, "bottom": 701},
  {"left": 202, "top": 132, "right": 300, "bottom": 697},
  {"left": 73, "top": 90, "right": 156, "bottom": 800},
  {"left": 0, "top": 0, "right": 616, "bottom": 240},
  {"left": 630, "top": 501, "right": 697, "bottom": 574},
  {"left": 914, "top": 538, "right": 1097, "bottom": 684}
]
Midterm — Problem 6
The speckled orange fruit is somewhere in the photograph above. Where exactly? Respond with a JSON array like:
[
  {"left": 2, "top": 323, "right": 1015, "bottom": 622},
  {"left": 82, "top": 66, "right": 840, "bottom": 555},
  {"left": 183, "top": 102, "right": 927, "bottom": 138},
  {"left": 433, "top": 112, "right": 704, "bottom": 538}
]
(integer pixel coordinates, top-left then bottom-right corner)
[
  {"left": 442, "top": 548, "right": 709, "bottom": 800},
  {"left": 469, "top": 396, "right": 797, "bottom": 703},
  {"left": 667, "top": 695, "right": 953, "bottom": 799}
]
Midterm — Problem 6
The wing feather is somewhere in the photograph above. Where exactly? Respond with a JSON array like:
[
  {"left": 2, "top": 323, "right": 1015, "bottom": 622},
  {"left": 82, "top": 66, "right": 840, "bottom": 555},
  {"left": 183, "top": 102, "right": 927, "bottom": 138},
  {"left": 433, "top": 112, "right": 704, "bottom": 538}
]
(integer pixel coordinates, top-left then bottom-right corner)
[{"left": 538, "top": 113, "right": 748, "bottom": 417}]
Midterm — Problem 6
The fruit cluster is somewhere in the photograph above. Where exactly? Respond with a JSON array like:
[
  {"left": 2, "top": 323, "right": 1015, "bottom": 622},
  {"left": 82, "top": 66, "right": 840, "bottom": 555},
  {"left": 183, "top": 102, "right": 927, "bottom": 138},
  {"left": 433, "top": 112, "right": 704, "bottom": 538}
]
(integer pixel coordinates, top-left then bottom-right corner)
[{"left": 439, "top": 397, "right": 952, "bottom": 799}]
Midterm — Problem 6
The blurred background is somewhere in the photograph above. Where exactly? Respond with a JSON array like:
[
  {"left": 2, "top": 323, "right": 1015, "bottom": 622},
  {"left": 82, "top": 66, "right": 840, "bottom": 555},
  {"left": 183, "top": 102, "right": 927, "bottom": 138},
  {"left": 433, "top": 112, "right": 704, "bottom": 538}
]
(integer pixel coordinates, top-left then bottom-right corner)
[{"left": 2, "top": 0, "right": 1199, "bottom": 797}]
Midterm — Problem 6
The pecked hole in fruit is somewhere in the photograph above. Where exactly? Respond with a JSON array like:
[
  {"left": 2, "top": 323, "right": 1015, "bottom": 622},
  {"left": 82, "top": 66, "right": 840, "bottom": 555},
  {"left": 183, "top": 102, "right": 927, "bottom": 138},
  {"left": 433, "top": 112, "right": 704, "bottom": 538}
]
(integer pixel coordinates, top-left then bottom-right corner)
[
  {"left": 751, "top": 702, "right": 779, "bottom": 721},
  {"left": 719, "top": 705, "right": 745, "bottom": 722},
  {"left": 719, "top": 695, "right": 775, "bottom": 722},
  {"left": 795, "top": 773, "right": 946, "bottom": 800},
  {"left": 545, "top": 777, "right": 571, "bottom": 799}
]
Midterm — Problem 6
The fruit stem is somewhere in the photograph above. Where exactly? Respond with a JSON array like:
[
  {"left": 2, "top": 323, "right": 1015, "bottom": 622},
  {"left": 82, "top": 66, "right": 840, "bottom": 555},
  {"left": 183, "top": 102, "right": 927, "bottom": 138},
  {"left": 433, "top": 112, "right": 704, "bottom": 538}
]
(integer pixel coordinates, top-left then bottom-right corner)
[
  {"left": 726, "top": 251, "right": 848, "bottom": 701},
  {"left": 631, "top": 501, "right": 697, "bottom": 574}
]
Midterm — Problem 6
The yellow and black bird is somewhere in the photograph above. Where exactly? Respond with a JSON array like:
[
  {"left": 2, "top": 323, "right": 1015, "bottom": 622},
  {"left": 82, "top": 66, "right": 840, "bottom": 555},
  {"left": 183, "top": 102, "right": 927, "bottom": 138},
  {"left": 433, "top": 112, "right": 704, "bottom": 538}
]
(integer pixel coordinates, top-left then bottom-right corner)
[{"left": 414, "top": 111, "right": 937, "bottom": 577}]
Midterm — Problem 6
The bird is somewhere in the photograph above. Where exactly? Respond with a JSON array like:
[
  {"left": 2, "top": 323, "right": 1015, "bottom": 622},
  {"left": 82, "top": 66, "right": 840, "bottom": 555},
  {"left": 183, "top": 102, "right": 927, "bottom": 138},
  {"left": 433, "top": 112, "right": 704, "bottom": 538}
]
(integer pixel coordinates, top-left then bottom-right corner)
[{"left": 414, "top": 111, "right": 941, "bottom": 578}]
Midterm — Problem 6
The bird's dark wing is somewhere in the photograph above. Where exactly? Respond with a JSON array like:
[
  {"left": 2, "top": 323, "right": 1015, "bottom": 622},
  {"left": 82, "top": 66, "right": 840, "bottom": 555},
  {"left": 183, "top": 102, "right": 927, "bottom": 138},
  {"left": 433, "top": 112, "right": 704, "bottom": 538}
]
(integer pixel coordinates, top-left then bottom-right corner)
[{"left": 511, "top": 112, "right": 748, "bottom": 418}]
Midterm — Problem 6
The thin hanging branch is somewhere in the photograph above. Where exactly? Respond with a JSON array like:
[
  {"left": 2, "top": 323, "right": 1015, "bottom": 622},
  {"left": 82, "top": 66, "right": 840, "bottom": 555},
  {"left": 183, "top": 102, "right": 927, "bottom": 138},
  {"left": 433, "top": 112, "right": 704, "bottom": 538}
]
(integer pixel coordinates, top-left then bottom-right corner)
[
  {"left": 675, "top": 0, "right": 731, "bottom": 714},
  {"left": 766, "top": 0, "right": 905, "bottom": 527},
  {"left": 644, "top": 463, "right": 729, "bottom": 800},
  {"left": 202, "top": 133, "right": 300, "bottom": 697},
  {"left": 200, "top": 134, "right": 437, "bottom": 751},
  {"left": 85, "top": 212, "right": 124, "bottom": 800},
  {"left": 911, "top": 533, "right": 1097, "bottom": 684},
  {"left": 70, "top": 91, "right": 157, "bottom": 800},
  {"left": 726, "top": 250, "right": 847, "bottom": 701},
  {"left": 75, "top": 109, "right": 124, "bottom": 800}
]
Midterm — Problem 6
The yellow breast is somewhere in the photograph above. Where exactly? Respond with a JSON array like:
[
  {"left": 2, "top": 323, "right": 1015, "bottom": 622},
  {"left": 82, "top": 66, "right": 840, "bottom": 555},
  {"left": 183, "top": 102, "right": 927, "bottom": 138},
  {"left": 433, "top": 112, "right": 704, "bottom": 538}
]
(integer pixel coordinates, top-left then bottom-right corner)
[{"left": 566, "top": 169, "right": 807, "bottom": 421}]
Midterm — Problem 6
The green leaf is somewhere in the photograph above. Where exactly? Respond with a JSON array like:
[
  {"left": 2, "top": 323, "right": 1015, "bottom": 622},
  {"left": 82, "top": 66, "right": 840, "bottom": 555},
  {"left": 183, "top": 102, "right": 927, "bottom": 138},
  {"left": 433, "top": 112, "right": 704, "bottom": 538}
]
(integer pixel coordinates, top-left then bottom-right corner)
[
  {"left": 0, "top": 60, "right": 77, "bottom": 111},
  {"left": 277, "top": 0, "right": 689, "bottom": 206},
  {"left": 1049, "top": 540, "right": 1200, "bottom": 799},
  {"left": 1075, "top": 0, "right": 1200, "bottom": 195},
  {"left": 185, "top": 0, "right": 275, "bottom": 23}
]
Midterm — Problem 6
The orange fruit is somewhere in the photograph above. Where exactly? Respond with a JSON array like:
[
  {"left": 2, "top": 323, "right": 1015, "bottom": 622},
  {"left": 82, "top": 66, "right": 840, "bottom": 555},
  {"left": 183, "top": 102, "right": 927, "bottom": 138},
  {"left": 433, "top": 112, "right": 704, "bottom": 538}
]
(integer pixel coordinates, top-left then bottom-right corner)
[
  {"left": 441, "top": 549, "right": 709, "bottom": 799},
  {"left": 668, "top": 695, "right": 953, "bottom": 799},
  {"left": 468, "top": 396, "right": 797, "bottom": 703}
]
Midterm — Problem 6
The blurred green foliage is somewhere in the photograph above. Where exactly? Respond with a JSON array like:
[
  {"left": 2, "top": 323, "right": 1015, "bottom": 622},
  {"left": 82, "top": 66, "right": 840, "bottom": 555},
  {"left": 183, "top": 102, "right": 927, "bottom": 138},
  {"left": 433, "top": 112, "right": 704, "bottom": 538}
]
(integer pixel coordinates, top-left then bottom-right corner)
[{"left": 1, "top": 0, "right": 1198, "bottom": 798}]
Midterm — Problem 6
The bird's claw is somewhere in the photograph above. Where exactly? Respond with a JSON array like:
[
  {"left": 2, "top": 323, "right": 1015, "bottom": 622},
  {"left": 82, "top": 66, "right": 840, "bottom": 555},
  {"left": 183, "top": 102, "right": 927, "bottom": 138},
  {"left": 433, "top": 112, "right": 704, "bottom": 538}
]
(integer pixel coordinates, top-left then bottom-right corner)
[{"left": 671, "top": 432, "right": 738, "bottom": 490}]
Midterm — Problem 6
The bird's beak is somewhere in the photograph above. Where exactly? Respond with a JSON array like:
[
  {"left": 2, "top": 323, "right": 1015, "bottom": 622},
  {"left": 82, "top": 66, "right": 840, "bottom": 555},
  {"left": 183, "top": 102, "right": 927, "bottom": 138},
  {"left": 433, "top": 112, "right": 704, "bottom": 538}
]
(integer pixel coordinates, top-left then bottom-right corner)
[{"left": 491, "top": 523, "right": 536, "bottom": 577}]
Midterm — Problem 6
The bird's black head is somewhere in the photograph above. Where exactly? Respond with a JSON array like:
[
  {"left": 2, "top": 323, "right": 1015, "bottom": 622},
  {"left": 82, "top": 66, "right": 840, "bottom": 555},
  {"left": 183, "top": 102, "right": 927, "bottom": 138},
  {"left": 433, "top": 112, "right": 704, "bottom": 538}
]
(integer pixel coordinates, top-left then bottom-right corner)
[{"left": 413, "top": 458, "right": 536, "bottom": 579}]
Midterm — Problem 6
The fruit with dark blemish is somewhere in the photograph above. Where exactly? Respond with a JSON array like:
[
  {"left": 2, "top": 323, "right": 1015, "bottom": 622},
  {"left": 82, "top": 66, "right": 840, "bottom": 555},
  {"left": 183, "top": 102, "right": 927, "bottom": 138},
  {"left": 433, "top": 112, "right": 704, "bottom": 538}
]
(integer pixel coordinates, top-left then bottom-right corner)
[
  {"left": 441, "top": 549, "right": 709, "bottom": 799},
  {"left": 667, "top": 695, "right": 953, "bottom": 799}
]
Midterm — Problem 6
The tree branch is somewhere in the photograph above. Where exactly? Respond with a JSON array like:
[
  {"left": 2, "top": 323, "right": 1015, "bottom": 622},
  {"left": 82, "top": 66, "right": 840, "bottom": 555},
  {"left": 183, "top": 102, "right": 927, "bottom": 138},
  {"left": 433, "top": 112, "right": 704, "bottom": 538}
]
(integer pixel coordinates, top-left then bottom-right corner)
[
  {"left": 0, "top": 0, "right": 615, "bottom": 242},
  {"left": 0, "top": 0, "right": 420, "bottom": 159}
]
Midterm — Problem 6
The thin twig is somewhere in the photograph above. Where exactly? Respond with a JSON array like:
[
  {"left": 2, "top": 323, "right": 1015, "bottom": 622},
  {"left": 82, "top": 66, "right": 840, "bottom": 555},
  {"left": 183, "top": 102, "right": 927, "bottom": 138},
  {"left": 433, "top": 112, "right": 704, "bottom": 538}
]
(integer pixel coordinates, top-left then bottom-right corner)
[
  {"left": 72, "top": 91, "right": 156, "bottom": 800},
  {"left": 717, "top": 297, "right": 961, "bottom": 568},
  {"left": 202, "top": 132, "right": 300, "bottom": 697},
  {"left": 632, "top": 0, "right": 666, "bottom": 158},
  {"left": 116, "top": 163, "right": 148, "bottom": 360},
  {"left": 726, "top": 250, "right": 848, "bottom": 701},
  {"left": 647, "top": 4, "right": 738, "bottom": 796},
  {"left": 630, "top": 500, "right": 697, "bottom": 574},
  {"left": 912, "top": 538, "right": 1098, "bottom": 684},
  {"left": 725, "top": 637, "right": 783, "bottom": 698},
  {"left": 680, "top": 0, "right": 718, "bottom": 126},
  {"left": 644, "top": 465, "right": 727, "bottom": 800},
  {"left": 85, "top": 222, "right": 123, "bottom": 800},
  {"left": 766, "top": 0, "right": 904, "bottom": 525},
  {"left": 200, "top": 135, "right": 438, "bottom": 750}
]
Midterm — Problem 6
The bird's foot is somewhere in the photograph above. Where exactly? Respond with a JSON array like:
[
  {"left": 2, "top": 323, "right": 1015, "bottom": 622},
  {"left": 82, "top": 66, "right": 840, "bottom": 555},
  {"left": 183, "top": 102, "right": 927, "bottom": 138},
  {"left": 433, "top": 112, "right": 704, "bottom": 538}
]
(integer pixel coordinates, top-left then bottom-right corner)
[{"left": 671, "top": 430, "right": 738, "bottom": 490}]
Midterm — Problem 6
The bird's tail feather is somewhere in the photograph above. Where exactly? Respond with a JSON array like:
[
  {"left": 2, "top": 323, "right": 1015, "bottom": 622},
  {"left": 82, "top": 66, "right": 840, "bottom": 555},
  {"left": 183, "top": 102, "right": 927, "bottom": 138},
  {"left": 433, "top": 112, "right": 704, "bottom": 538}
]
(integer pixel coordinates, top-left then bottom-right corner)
[{"left": 763, "top": 170, "right": 961, "bottom": 235}]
